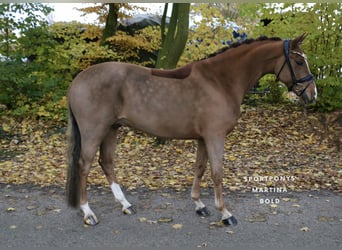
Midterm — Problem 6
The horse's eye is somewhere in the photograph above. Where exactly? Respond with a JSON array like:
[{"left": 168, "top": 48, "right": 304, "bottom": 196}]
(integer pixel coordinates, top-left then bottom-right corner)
[{"left": 296, "top": 61, "right": 304, "bottom": 66}]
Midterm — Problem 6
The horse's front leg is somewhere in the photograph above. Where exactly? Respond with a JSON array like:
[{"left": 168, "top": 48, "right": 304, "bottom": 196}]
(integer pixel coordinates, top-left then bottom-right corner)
[
  {"left": 204, "top": 135, "right": 238, "bottom": 226},
  {"left": 191, "top": 139, "right": 210, "bottom": 217}
]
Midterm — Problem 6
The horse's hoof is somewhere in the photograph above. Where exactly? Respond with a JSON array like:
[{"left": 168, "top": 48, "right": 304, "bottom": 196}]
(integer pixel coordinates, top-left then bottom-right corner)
[
  {"left": 196, "top": 207, "right": 210, "bottom": 217},
  {"left": 222, "top": 216, "right": 238, "bottom": 226},
  {"left": 123, "top": 206, "right": 136, "bottom": 215},
  {"left": 84, "top": 215, "right": 99, "bottom": 226}
]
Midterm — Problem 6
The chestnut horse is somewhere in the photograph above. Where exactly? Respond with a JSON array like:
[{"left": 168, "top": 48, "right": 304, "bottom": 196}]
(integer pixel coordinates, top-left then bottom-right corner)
[{"left": 66, "top": 33, "right": 317, "bottom": 226}]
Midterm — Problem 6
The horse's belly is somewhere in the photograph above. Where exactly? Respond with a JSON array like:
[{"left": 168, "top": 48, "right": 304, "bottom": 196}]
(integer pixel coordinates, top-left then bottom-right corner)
[{"left": 118, "top": 114, "right": 199, "bottom": 139}]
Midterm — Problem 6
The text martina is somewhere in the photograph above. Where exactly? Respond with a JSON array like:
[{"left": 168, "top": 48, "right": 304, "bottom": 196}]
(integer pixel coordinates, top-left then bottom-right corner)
[{"left": 244, "top": 175, "right": 297, "bottom": 204}]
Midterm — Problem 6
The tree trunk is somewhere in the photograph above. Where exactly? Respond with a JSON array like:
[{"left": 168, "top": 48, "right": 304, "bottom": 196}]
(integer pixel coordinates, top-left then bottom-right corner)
[
  {"left": 101, "top": 3, "right": 119, "bottom": 45},
  {"left": 155, "top": 3, "right": 190, "bottom": 69}
]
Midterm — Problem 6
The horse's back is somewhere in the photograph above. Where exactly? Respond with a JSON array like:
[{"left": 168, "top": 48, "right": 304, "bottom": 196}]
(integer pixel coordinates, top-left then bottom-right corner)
[{"left": 71, "top": 62, "right": 148, "bottom": 87}]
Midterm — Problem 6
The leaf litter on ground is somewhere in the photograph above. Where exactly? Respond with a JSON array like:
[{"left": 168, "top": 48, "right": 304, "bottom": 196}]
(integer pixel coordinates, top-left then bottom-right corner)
[{"left": 0, "top": 104, "right": 341, "bottom": 192}]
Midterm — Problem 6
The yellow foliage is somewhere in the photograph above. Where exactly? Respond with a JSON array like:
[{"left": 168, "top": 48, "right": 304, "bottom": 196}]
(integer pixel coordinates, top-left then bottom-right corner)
[
  {"left": 106, "top": 27, "right": 161, "bottom": 66},
  {"left": 81, "top": 24, "right": 103, "bottom": 41},
  {"left": 179, "top": 3, "right": 239, "bottom": 66}
]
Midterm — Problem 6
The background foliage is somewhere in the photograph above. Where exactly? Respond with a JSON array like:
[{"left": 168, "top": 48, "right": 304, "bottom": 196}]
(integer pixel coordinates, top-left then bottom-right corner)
[
  {"left": 254, "top": 3, "right": 341, "bottom": 111},
  {"left": 0, "top": 3, "right": 341, "bottom": 124}
]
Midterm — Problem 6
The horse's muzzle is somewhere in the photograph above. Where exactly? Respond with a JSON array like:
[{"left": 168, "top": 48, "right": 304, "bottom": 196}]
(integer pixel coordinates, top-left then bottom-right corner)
[{"left": 301, "top": 81, "right": 317, "bottom": 104}]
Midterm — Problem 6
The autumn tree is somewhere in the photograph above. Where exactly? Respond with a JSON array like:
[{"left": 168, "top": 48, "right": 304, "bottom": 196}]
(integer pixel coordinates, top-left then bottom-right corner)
[
  {"left": 77, "top": 3, "right": 139, "bottom": 45},
  {"left": 77, "top": 3, "right": 159, "bottom": 66}
]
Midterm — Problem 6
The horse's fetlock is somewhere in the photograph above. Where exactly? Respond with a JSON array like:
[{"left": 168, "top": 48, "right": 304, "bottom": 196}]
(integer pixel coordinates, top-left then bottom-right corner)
[{"left": 191, "top": 191, "right": 200, "bottom": 201}]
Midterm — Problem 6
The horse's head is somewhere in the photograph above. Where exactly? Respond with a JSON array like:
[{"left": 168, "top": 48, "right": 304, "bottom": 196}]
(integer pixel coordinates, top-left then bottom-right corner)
[{"left": 276, "top": 33, "right": 317, "bottom": 104}]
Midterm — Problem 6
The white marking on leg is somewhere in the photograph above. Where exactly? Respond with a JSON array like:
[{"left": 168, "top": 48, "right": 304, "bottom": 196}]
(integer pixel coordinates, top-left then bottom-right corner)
[
  {"left": 221, "top": 208, "right": 233, "bottom": 220},
  {"left": 111, "top": 182, "right": 132, "bottom": 210},
  {"left": 194, "top": 200, "right": 206, "bottom": 210},
  {"left": 80, "top": 202, "right": 98, "bottom": 224},
  {"left": 80, "top": 202, "right": 93, "bottom": 216}
]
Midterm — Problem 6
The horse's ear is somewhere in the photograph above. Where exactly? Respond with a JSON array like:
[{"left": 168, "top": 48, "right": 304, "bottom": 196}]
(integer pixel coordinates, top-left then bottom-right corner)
[{"left": 291, "top": 33, "right": 308, "bottom": 49}]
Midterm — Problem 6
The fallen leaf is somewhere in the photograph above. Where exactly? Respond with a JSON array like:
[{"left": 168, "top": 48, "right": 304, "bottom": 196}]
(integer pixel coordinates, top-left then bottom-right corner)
[
  {"left": 26, "top": 205, "right": 37, "bottom": 210},
  {"left": 138, "top": 217, "right": 147, "bottom": 222},
  {"left": 228, "top": 155, "right": 237, "bottom": 161},
  {"left": 172, "top": 223, "right": 183, "bottom": 230},
  {"left": 246, "top": 214, "right": 267, "bottom": 222},
  {"left": 36, "top": 210, "right": 46, "bottom": 216},
  {"left": 282, "top": 198, "right": 291, "bottom": 202},
  {"left": 228, "top": 186, "right": 239, "bottom": 191},
  {"left": 300, "top": 226, "right": 310, "bottom": 232},
  {"left": 318, "top": 216, "right": 335, "bottom": 222},
  {"left": 52, "top": 208, "right": 61, "bottom": 213},
  {"left": 209, "top": 221, "right": 224, "bottom": 227},
  {"left": 158, "top": 217, "right": 173, "bottom": 223},
  {"left": 7, "top": 207, "right": 16, "bottom": 212}
]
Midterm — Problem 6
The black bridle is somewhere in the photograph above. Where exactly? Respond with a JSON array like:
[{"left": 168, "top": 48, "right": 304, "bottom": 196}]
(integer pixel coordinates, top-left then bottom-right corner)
[{"left": 276, "top": 39, "right": 314, "bottom": 96}]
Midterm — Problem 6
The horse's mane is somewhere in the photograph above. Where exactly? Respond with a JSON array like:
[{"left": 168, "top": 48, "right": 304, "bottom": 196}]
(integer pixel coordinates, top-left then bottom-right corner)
[
  {"left": 204, "top": 36, "right": 282, "bottom": 59},
  {"left": 151, "top": 36, "right": 282, "bottom": 80}
]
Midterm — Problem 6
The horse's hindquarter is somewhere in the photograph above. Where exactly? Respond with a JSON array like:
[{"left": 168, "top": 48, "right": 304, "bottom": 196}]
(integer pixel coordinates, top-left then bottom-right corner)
[{"left": 68, "top": 62, "right": 129, "bottom": 125}]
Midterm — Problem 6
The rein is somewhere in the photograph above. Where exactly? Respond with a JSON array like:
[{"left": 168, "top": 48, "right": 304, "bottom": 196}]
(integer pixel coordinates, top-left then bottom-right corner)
[{"left": 276, "top": 40, "right": 314, "bottom": 95}]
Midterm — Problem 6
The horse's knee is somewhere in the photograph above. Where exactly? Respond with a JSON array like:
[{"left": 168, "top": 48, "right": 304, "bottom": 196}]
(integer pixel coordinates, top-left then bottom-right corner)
[
  {"left": 211, "top": 167, "right": 223, "bottom": 182},
  {"left": 78, "top": 152, "right": 94, "bottom": 176}
]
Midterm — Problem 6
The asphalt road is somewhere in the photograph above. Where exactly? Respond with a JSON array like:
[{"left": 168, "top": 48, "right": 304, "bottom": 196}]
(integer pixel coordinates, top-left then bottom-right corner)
[{"left": 0, "top": 184, "right": 341, "bottom": 247}]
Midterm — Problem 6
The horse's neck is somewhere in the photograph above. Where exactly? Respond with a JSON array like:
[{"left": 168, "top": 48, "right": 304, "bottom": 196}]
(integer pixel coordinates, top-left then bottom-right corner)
[{"left": 202, "top": 41, "right": 282, "bottom": 96}]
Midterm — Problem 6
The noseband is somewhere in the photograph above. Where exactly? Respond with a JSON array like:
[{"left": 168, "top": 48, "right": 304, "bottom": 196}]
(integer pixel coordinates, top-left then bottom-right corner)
[{"left": 276, "top": 40, "right": 314, "bottom": 95}]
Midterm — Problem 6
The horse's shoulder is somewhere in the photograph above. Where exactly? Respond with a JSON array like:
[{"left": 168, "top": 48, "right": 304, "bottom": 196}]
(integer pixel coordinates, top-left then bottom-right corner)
[{"left": 151, "top": 63, "right": 193, "bottom": 79}]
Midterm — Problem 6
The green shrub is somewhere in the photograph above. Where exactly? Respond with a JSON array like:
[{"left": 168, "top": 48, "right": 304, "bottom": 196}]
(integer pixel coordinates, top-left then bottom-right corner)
[{"left": 315, "top": 78, "right": 342, "bottom": 112}]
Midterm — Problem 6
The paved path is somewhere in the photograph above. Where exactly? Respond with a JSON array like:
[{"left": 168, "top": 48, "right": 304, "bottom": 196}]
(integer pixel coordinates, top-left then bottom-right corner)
[{"left": 0, "top": 184, "right": 341, "bottom": 247}]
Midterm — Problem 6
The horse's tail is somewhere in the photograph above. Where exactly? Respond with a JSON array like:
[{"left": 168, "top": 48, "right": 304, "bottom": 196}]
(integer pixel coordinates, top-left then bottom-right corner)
[{"left": 66, "top": 106, "right": 81, "bottom": 208}]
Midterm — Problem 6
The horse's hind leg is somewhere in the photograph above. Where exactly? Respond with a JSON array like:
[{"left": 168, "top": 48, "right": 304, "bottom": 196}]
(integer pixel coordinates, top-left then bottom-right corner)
[
  {"left": 79, "top": 140, "right": 100, "bottom": 225},
  {"left": 191, "top": 139, "right": 210, "bottom": 217},
  {"left": 99, "top": 128, "right": 135, "bottom": 215}
]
